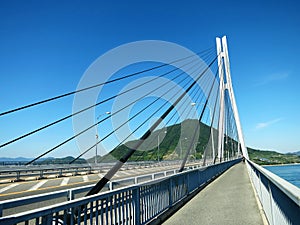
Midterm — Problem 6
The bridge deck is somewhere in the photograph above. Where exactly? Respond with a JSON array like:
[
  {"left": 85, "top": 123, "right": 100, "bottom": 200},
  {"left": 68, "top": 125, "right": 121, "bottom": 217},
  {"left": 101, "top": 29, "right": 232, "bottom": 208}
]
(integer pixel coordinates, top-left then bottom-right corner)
[{"left": 163, "top": 162, "right": 265, "bottom": 225}]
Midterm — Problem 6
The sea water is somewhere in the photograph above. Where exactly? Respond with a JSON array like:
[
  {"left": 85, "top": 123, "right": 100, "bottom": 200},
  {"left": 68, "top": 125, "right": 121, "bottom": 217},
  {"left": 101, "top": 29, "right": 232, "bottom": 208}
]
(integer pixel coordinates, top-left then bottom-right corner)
[{"left": 264, "top": 164, "right": 300, "bottom": 188}]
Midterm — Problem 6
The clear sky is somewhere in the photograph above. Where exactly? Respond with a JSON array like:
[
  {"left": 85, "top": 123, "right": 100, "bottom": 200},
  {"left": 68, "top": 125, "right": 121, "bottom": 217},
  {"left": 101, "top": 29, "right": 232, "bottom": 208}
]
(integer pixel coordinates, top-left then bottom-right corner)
[{"left": 0, "top": 0, "right": 300, "bottom": 158}]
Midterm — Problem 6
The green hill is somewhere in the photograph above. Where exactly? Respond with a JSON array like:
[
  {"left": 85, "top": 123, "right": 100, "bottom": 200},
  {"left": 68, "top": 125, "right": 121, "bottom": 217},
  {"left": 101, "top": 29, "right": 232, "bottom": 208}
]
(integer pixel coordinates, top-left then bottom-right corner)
[
  {"left": 99, "top": 119, "right": 224, "bottom": 163},
  {"left": 95, "top": 119, "right": 300, "bottom": 166},
  {"left": 248, "top": 148, "right": 300, "bottom": 165}
]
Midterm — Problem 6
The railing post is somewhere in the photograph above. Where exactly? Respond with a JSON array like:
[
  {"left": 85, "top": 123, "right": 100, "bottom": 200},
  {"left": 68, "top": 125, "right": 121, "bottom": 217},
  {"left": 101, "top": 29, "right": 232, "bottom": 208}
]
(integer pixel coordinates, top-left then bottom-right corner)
[
  {"left": 186, "top": 173, "right": 190, "bottom": 194},
  {"left": 41, "top": 214, "right": 52, "bottom": 225},
  {"left": 40, "top": 170, "right": 44, "bottom": 179},
  {"left": 58, "top": 168, "right": 63, "bottom": 177},
  {"left": 0, "top": 204, "right": 3, "bottom": 217},
  {"left": 169, "top": 178, "right": 173, "bottom": 207},
  {"left": 16, "top": 171, "right": 21, "bottom": 181},
  {"left": 68, "top": 190, "right": 74, "bottom": 201},
  {"left": 133, "top": 188, "right": 141, "bottom": 225},
  {"left": 109, "top": 181, "right": 113, "bottom": 191}
]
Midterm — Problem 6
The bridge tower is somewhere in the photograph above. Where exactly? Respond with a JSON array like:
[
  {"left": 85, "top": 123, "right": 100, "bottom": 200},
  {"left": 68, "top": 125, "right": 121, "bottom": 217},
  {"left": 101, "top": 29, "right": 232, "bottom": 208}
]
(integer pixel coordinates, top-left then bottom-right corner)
[{"left": 216, "top": 36, "right": 248, "bottom": 160}]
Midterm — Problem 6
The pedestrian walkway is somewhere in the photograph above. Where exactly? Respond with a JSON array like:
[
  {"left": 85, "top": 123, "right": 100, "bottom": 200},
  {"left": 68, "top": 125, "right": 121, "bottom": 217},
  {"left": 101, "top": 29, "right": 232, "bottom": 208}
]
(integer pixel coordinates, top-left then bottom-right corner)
[{"left": 163, "top": 163, "right": 265, "bottom": 225}]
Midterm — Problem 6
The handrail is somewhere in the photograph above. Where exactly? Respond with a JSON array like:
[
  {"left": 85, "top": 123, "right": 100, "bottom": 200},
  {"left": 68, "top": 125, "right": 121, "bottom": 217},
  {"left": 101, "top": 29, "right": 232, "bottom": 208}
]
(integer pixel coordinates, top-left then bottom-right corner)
[
  {"left": 246, "top": 159, "right": 300, "bottom": 225},
  {"left": 247, "top": 160, "right": 300, "bottom": 206},
  {"left": 0, "top": 159, "right": 241, "bottom": 224}
]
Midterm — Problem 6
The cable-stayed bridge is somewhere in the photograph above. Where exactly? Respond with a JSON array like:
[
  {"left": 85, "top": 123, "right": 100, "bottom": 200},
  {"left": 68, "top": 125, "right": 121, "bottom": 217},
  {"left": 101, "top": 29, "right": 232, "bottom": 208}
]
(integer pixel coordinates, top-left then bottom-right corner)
[{"left": 0, "top": 36, "right": 299, "bottom": 225}]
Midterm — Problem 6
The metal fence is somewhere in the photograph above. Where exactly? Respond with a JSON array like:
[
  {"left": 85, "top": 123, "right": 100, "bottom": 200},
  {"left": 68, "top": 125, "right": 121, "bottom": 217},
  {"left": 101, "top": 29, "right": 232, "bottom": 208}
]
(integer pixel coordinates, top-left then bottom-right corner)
[
  {"left": 246, "top": 160, "right": 300, "bottom": 225},
  {"left": 0, "top": 161, "right": 186, "bottom": 182},
  {"left": 0, "top": 165, "right": 93, "bottom": 182},
  {"left": 0, "top": 159, "right": 240, "bottom": 225}
]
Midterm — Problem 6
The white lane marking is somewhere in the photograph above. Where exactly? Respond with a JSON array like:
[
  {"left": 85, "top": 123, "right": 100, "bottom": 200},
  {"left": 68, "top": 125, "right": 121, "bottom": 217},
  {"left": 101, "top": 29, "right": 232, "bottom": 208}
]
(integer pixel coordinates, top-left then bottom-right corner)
[
  {"left": 28, "top": 180, "right": 48, "bottom": 191},
  {"left": 128, "top": 169, "right": 141, "bottom": 174},
  {"left": 83, "top": 175, "right": 89, "bottom": 182},
  {"left": 60, "top": 177, "right": 69, "bottom": 186},
  {"left": 98, "top": 174, "right": 105, "bottom": 178},
  {"left": 0, "top": 183, "right": 20, "bottom": 194},
  {"left": 118, "top": 171, "right": 132, "bottom": 176}
]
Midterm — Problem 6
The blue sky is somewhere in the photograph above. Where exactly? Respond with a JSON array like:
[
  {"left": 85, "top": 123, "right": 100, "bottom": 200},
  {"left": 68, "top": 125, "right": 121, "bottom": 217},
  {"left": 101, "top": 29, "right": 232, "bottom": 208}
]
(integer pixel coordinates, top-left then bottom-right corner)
[{"left": 0, "top": 0, "right": 300, "bottom": 158}]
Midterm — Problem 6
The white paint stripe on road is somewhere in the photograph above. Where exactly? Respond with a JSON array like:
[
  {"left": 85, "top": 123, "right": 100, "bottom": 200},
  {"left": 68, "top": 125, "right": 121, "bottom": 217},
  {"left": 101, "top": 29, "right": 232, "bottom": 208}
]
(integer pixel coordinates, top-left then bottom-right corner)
[
  {"left": 28, "top": 180, "right": 48, "bottom": 191},
  {"left": 118, "top": 171, "right": 132, "bottom": 176},
  {"left": 0, "top": 183, "right": 20, "bottom": 194},
  {"left": 60, "top": 178, "right": 69, "bottom": 186},
  {"left": 83, "top": 175, "right": 89, "bottom": 182}
]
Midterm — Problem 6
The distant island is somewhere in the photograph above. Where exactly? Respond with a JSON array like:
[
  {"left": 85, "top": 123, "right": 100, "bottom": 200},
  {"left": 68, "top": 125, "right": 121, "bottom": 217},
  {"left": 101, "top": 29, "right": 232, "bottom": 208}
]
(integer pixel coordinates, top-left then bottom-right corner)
[
  {"left": 248, "top": 148, "right": 300, "bottom": 165},
  {"left": 0, "top": 156, "right": 87, "bottom": 165}
]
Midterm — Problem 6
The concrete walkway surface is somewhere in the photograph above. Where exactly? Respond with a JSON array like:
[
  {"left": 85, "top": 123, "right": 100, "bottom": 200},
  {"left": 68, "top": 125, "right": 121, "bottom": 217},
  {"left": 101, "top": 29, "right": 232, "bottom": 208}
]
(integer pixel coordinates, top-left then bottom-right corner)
[{"left": 163, "top": 163, "right": 265, "bottom": 225}]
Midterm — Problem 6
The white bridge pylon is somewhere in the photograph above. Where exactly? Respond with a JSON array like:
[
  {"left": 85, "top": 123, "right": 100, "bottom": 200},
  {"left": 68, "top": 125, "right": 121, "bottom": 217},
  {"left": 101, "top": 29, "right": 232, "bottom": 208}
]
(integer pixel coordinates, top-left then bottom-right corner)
[{"left": 216, "top": 36, "right": 248, "bottom": 160}]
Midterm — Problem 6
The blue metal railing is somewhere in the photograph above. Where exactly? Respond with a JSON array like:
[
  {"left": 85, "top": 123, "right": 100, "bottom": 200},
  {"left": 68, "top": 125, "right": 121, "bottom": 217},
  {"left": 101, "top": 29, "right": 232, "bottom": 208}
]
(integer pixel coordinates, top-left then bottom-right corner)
[
  {"left": 0, "top": 159, "right": 241, "bottom": 225},
  {"left": 246, "top": 160, "right": 300, "bottom": 225},
  {"left": 0, "top": 167, "right": 182, "bottom": 217}
]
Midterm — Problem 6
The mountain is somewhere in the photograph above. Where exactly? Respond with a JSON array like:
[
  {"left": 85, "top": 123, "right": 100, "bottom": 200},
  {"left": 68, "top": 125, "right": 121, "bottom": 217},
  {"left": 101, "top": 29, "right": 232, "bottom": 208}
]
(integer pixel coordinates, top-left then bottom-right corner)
[
  {"left": 0, "top": 157, "right": 32, "bottom": 162},
  {"left": 288, "top": 151, "right": 300, "bottom": 156},
  {"left": 0, "top": 157, "right": 53, "bottom": 162},
  {"left": 98, "top": 119, "right": 218, "bottom": 163},
  {"left": 96, "top": 119, "right": 300, "bottom": 166}
]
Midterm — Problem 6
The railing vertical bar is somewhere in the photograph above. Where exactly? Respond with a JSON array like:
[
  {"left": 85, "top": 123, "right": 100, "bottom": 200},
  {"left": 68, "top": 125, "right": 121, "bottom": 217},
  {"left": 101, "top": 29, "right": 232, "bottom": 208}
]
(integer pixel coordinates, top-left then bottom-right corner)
[
  {"left": 70, "top": 207, "right": 74, "bottom": 225},
  {"left": 105, "top": 197, "right": 109, "bottom": 224},
  {"left": 35, "top": 217, "right": 39, "bottom": 225},
  {"left": 118, "top": 193, "right": 121, "bottom": 224},
  {"left": 95, "top": 200, "right": 99, "bottom": 225},
  {"left": 63, "top": 209, "right": 67, "bottom": 225},
  {"left": 109, "top": 196, "right": 113, "bottom": 225},
  {"left": 100, "top": 200, "right": 103, "bottom": 225},
  {"left": 129, "top": 190, "right": 132, "bottom": 225},
  {"left": 133, "top": 188, "right": 140, "bottom": 225},
  {"left": 121, "top": 191, "right": 125, "bottom": 225},
  {"left": 89, "top": 201, "right": 93, "bottom": 225},
  {"left": 83, "top": 203, "right": 88, "bottom": 225},
  {"left": 124, "top": 191, "right": 128, "bottom": 225},
  {"left": 141, "top": 187, "right": 144, "bottom": 224},
  {"left": 145, "top": 186, "right": 148, "bottom": 223},
  {"left": 114, "top": 194, "right": 117, "bottom": 225},
  {"left": 149, "top": 186, "right": 152, "bottom": 219},
  {"left": 0, "top": 204, "right": 3, "bottom": 218}
]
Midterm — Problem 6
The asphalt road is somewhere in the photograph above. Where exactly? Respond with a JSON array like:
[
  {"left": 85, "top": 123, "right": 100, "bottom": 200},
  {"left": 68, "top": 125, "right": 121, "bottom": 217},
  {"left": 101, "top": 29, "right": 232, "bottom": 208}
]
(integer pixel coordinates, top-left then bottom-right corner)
[
  {"left": 0, "top": 164, "right": 181, "bottom": 201},
  {"left": 0, "top": 163, "right": 202, "bottom": 217}
]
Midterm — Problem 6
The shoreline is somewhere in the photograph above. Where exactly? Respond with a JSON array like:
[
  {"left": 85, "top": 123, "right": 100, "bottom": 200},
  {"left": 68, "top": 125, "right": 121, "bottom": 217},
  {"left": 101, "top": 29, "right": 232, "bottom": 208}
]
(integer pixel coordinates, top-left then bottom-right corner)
[{"left": 263, "top": 163, "right": 300, "bottom": 167}]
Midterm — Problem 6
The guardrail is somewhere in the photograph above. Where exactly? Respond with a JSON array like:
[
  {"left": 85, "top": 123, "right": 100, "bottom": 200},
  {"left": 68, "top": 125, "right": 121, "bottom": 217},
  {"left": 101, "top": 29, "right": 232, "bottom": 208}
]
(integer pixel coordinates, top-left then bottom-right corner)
[
  {"left": 0, "top": 165, "right": 93, "bottom": 182},
  {"left": 0, "top": 161, "right": 184, "bottom": 182},
  {"left": 0, "top": 167, "right": 184, "bottom": 217},
  {"left": 246, "top": 160, "right": 300, "bottom": 225},
  {"left": 0, "top": 159, "right": 241, "bottom": 225}
]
